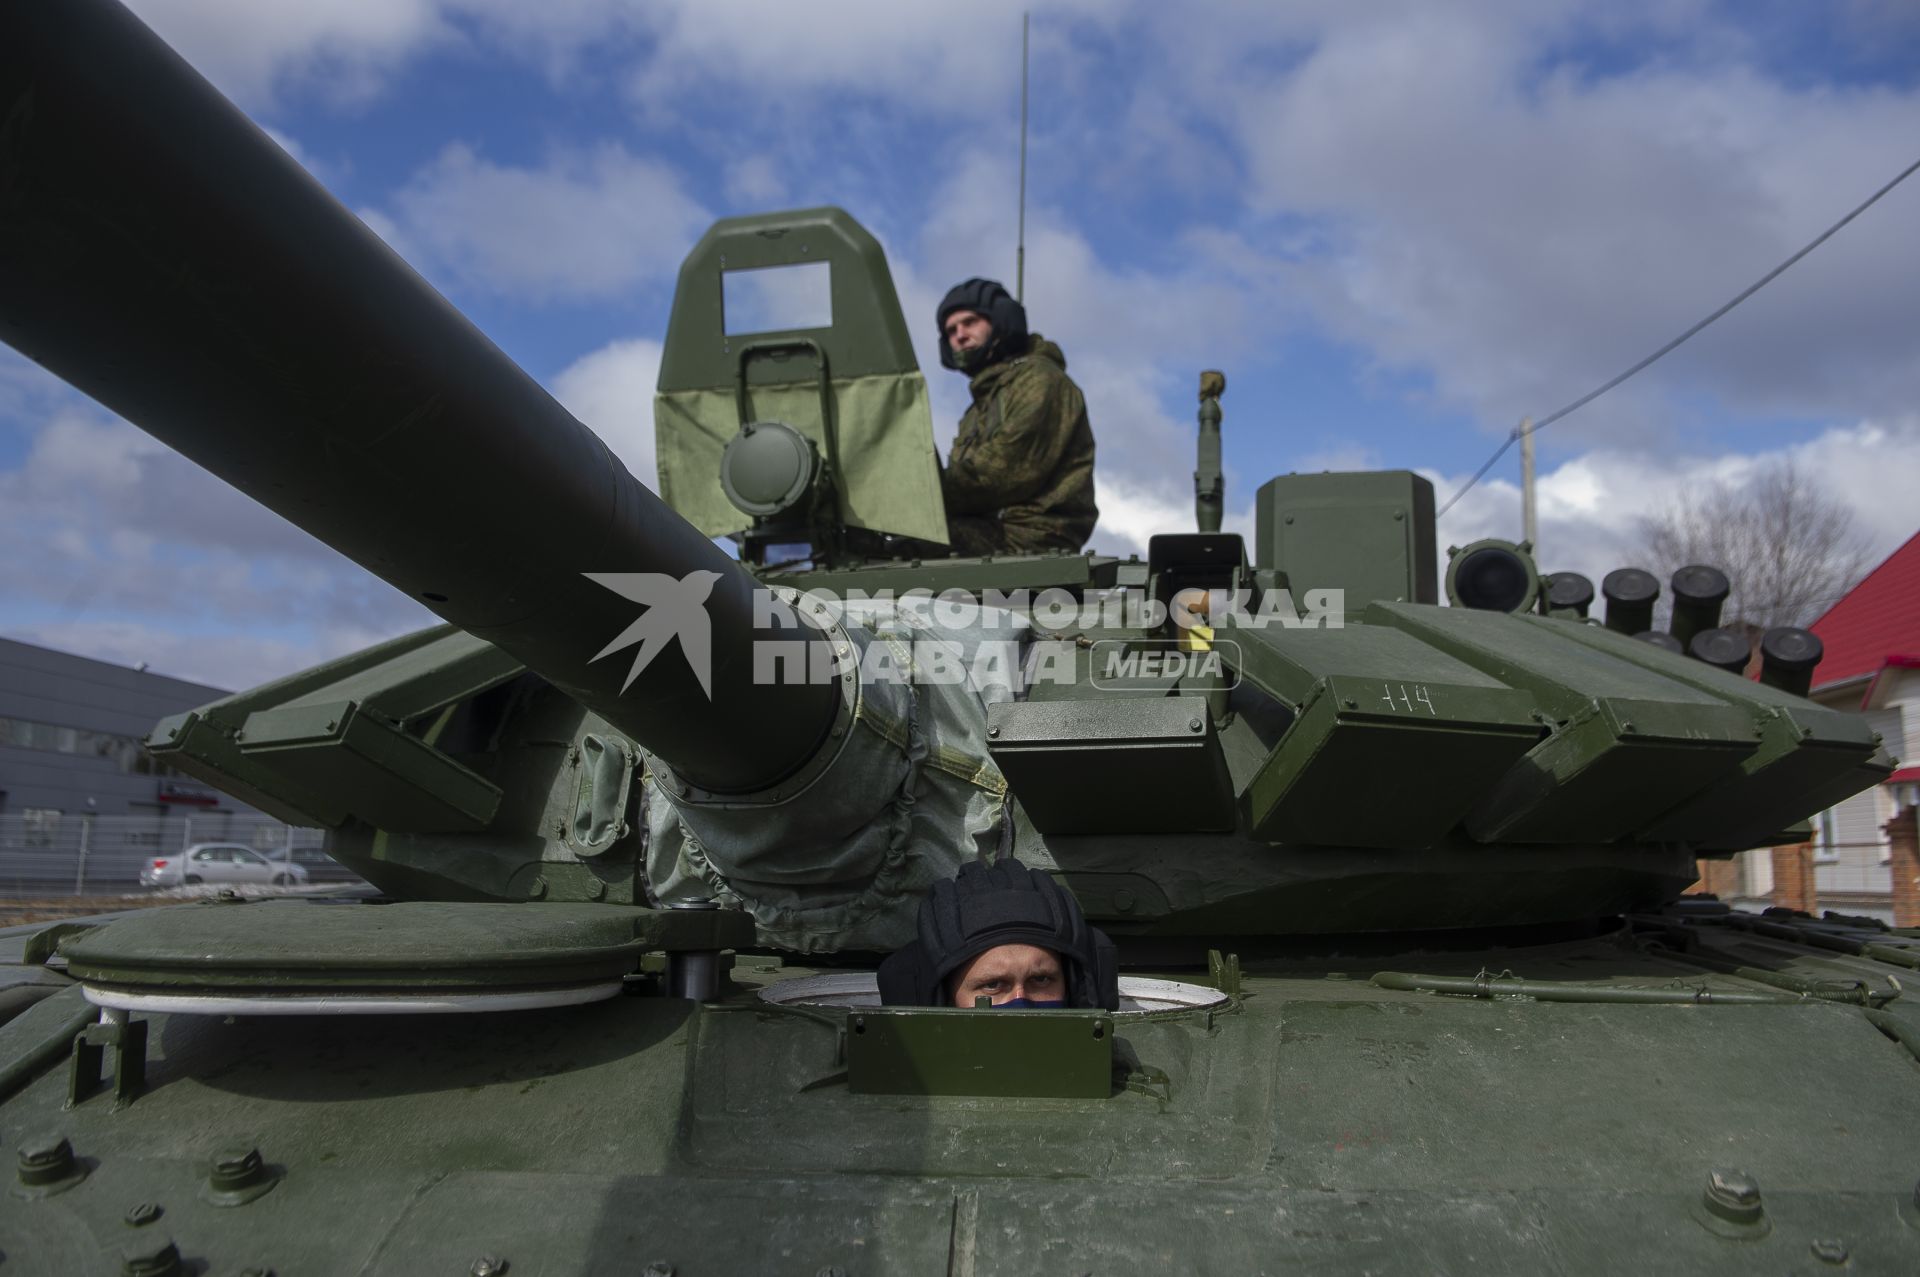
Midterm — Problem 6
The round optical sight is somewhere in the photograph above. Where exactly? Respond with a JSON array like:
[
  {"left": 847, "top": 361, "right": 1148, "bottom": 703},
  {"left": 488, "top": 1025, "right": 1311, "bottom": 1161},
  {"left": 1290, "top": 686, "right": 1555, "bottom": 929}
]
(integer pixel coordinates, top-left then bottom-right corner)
[{"left": 1446, "top": 540, "right": 1539, "bottom": 614}]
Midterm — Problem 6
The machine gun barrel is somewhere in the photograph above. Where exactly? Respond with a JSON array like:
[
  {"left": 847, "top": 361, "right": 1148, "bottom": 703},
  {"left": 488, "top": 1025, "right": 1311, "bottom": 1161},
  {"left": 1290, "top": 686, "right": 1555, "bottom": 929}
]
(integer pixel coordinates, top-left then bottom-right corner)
[{"left": 0, "top": 0, "right": 837, "bottom": 794}]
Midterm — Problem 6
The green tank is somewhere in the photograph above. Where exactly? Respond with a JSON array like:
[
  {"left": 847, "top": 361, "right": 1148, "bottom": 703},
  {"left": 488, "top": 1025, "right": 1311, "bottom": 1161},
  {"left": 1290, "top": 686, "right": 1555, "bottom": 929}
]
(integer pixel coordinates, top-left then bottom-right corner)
[{"left": 3, "top": 3, "right": 1916, "bottom": 1272}]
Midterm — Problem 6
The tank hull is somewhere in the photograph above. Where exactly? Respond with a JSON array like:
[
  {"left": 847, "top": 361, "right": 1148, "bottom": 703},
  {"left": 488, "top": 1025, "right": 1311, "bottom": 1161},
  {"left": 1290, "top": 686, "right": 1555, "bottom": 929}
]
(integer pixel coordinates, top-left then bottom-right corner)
[{"left": 3, "top": 905, "right": 1917, "bottom": 1273}]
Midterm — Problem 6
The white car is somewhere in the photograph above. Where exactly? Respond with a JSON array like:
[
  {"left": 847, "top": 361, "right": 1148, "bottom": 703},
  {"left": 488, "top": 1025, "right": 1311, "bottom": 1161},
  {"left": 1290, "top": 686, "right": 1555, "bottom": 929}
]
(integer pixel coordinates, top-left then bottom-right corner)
[{"left": 140, "top": 843, "right": 310, "bottom": 889}]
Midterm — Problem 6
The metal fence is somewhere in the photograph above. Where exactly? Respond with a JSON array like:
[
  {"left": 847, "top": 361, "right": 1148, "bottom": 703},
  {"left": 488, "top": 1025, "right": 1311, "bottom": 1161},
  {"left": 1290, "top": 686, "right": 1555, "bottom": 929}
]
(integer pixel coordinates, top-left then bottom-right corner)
[{"left": 0, "top": 812, "right": 356, "bottom": 898}]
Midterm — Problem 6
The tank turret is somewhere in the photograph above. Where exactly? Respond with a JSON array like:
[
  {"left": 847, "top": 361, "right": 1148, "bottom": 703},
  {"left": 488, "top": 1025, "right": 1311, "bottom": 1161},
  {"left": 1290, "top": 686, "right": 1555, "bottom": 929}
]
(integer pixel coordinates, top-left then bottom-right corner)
[
  {"left": 5, "top": 8, "right": 1915, "bottom": 1270},
  {"left": 2, "top": 0, "right": 1892, "bottom": 945}
]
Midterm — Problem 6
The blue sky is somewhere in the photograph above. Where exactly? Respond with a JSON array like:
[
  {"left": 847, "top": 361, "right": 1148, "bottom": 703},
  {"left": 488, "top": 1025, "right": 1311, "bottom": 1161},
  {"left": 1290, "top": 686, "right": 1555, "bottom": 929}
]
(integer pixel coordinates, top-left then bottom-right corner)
[{"left": 4, "top": 0, "right": 1919, "bottom": 688}]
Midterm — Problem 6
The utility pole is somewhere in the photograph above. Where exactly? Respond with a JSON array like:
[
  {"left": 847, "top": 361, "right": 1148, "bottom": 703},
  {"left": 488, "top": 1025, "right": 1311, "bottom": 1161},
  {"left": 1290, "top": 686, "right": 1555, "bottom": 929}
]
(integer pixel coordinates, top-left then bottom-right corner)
[
  {"left": 1016, "top": 11, "right": 1029, "bottom": 303},
  {"left": 1195, "top": 371, "right": 1225, "bottom": 532},
  {"left": 74, "top": 809, "right": 93, "bottom": 896},
  {"left": 1518, "top": 417, "right": 1536, "bottom": 551}
]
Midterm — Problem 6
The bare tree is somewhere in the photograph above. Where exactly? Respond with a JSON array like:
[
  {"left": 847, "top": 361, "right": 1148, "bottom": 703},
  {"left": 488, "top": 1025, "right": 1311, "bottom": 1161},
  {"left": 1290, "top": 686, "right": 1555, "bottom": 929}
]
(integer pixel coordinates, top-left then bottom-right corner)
[{"left": 1637, "top": 459, "right": 1874, "bottom": 630}]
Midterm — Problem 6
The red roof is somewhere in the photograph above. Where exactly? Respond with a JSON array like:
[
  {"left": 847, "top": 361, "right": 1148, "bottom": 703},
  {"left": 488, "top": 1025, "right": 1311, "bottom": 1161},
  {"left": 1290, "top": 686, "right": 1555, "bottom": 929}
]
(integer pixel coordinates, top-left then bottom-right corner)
[{"left": 1809, "top": 529, "right": 1920, "bottom": 691}]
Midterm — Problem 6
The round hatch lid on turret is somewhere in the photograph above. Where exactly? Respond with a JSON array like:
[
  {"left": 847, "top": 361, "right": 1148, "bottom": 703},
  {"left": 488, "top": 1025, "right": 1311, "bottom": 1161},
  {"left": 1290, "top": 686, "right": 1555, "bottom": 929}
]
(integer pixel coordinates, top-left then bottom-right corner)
[{"left": 60, "top": 900, "right": 753, "bottom": 1015}]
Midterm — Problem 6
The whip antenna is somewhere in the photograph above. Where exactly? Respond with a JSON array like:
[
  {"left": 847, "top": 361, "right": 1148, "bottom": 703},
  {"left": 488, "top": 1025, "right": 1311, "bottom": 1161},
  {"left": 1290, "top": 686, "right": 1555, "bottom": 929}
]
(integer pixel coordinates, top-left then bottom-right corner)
[{"left": 1016, "top": 11, "right": 1029, "bottom": 302}]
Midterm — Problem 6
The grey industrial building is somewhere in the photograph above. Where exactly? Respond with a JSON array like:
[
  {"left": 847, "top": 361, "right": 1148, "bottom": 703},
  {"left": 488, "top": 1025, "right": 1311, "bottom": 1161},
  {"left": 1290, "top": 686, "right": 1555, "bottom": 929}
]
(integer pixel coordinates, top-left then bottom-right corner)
[
  {"left": 0, "top": 634, "right": 244, "bottom": 821},
  {"left": 0, "top": 636, "right": 350, "bottom": 893}
]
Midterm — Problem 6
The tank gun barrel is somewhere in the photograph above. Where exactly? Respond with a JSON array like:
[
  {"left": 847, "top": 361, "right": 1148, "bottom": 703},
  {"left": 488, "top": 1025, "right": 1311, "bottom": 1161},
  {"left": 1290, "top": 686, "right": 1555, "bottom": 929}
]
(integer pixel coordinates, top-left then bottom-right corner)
[{"left": 0, "top": 0, "right": 836, "bottom": 794}]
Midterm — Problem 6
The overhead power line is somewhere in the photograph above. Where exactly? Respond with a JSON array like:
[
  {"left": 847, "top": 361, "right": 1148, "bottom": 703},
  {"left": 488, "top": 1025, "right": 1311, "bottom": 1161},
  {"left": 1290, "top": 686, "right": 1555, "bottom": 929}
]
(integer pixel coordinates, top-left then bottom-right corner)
[{"left": 1437, "top": 152, "right": 1920, "bottom": 520}]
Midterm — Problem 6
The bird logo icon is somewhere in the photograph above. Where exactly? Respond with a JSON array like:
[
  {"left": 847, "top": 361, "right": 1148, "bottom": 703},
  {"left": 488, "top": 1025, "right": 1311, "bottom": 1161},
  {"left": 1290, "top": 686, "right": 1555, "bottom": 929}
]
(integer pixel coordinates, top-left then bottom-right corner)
[{"left": 583, "top": 570, "right": 723, "bottom": 699}]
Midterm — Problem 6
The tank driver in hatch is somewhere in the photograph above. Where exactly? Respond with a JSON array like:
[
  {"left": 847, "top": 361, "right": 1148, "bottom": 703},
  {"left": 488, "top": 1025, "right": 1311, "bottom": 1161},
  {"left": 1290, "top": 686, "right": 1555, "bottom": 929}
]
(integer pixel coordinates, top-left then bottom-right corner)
[
  {"left": 936, "top": 278, "right": 1099, "bottom": 557},
  {"left": 878, "top": 859, "right": 1120, "bottom": 1009}
]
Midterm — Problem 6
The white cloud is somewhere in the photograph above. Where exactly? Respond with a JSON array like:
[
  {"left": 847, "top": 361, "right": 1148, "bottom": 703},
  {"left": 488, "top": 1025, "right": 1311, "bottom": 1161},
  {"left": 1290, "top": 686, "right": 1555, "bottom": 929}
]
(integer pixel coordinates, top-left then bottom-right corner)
[
  {"left": 1429, "top": 412, "right": 1920, "bottom": 597},
  {"left": 259, "top": 125, "right": 319, "bottom": 175},
  {"left": 351, "top": 205, "right": 427, "bottom": 272},
  {"left": 551, "top": 338, "right": 665, "bottom": 487},
  {"left": 115, "top": 2, "right": 1920, "bottom": 444},
  {"left": 386, "top": 143, "right": 710, "bottom": 301},
  {"left": 1293, "top": 445, "right": 1385, "bottom": 473},
  {"left": 3, "top": 619, "right": 410, "bottom": 694},
  {"left": 624, "top": 2, "right": 1047, "bottom": 107},
  {"left": 1207, "top": 6, "right": 1920, "bottom": 440},
  {"left": 14, "top": 1, "right": 1920, "bottom": 690},
  {"left": 118, "top": 0, "right": 1078, "bottom": 115},
  {"left": 22, "top": 413, "right": 164, "bottom": 491},
  {"left": 723, "top": 156, "right": 787, "bottom": 208},
  {"left": 1088, "top": 475, "right": 1191, "bottom": 559},
  {"left": 0, "top": 390, "right": 432, "bottom": 686},
  {"left": 124, "top": 0, "right": 450, "bottom": 107},
  {"left": 1088, "top": 475, "right": 1256, "bottom": 560},
  {"left": 121, "top": 0, "right": 650, "bottom": 107},
  {"left": 1777, "top": 417, "right": 1920, "bottom": 554}
]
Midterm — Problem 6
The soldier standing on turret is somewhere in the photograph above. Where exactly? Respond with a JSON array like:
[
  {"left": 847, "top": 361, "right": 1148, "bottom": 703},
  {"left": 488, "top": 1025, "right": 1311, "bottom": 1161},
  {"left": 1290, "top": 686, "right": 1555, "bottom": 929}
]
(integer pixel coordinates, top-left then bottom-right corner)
[{"left": 936, "top": 278, "right": 1098, "bottom": 556}]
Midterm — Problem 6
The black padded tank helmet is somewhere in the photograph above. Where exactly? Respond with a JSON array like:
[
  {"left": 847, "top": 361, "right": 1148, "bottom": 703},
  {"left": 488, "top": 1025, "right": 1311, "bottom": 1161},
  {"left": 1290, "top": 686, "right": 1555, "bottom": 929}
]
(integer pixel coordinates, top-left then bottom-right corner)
[
  {"left": 877, "top": 858, "right": 1119, "bottom": 1009},
  {"left": 934, "top": 277, "right": 1029, "bottom": 372}
]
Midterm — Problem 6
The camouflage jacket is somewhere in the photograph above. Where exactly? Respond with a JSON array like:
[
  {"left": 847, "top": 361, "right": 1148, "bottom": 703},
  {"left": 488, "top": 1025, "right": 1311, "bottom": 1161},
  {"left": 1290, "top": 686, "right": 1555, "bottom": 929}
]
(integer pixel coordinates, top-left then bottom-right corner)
[{"left": 942, "top": 335, "right": 1098, "bottom": 555}]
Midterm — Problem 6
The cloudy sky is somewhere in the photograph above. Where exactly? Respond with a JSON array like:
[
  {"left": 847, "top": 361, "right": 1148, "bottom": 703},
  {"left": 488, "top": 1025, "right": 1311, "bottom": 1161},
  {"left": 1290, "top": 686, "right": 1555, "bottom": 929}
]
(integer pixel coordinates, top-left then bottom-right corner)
[{"left": 4, "top": 0, "right": 1919, "bottom": 689}]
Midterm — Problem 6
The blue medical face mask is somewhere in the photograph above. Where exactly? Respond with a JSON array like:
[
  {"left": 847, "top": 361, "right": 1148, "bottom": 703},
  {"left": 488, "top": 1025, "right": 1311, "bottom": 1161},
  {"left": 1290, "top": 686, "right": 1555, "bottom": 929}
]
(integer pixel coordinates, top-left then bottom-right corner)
[{"left": 993, "top": 997, "right": 1066, "bottom": 1009}]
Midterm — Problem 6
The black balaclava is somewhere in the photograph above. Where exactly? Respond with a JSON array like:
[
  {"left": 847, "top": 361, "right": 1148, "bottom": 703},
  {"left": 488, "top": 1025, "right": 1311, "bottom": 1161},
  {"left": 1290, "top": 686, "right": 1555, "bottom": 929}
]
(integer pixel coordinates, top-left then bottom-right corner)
[
  {"left": 877, "top": 858, "right": 1119, "bottom": 1009},
  {"left": 935, "top": 277, "right": 1029, "bottom": 373}
]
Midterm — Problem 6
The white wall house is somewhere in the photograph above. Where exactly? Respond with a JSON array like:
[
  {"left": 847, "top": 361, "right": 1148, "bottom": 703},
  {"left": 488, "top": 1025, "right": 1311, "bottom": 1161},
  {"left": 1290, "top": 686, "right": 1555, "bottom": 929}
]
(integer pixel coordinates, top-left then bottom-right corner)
[{"left": 1788, "top": 532, "right": 1920, "bottom": 923}]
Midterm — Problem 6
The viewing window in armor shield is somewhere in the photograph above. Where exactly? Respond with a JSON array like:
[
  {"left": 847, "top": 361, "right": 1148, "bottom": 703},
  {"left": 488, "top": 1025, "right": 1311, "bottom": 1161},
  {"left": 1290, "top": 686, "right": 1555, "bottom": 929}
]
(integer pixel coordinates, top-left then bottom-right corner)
[{"left": 722, "top": 260, "right": 832, "bottom": 335}]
